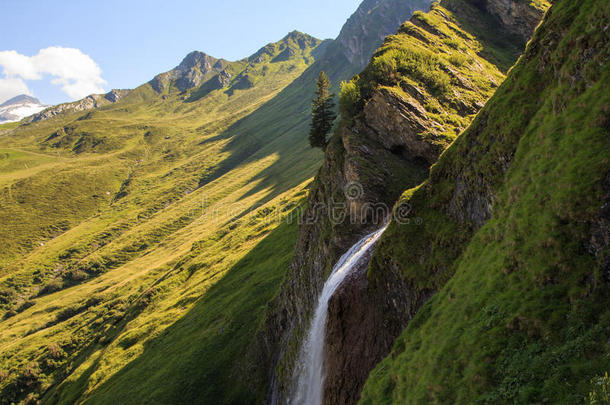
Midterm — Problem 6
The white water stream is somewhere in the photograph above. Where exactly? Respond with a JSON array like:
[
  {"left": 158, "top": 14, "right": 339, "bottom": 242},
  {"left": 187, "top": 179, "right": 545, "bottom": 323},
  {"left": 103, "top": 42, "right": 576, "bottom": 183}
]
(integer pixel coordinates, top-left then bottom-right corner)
[{"left": 292, "top": 225, "right": 388, "bottom": 405}]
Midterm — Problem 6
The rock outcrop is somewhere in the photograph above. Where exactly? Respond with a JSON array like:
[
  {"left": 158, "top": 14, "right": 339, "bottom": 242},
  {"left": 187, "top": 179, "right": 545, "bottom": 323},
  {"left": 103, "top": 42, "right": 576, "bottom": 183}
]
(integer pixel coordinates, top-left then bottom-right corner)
[
  {"left": 334, "top": 0, "right": 432, "bottom": 68},
  {"left": 485, "top": 0, "right": 546, "bottom": 42},
  {"left": 323, "top": 247, "right": 433, "bottom": 405},
  {"left": 149, "top": 51, "right": 230, "bottom": 93},
  {"left": 25, "top": 89, "right": 131, "bottom": 123}
]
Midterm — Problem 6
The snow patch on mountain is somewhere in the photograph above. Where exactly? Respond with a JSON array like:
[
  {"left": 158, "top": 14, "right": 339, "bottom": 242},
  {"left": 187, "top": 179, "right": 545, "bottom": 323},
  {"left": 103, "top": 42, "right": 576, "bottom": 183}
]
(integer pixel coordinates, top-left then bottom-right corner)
[{"left": 0, "top": 95, "right": 47, "bottom": 123}]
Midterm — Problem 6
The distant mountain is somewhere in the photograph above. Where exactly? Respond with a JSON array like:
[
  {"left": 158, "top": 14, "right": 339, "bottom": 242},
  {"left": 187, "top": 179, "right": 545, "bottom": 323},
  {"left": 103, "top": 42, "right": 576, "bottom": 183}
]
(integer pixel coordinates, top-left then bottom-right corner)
[
  {"left": 0, "top": 95, "right": 47, "bottom": 123},
  {"left": 24, "top": 89, "right": 131, "bottom": 123},
  {"left": 333, "top": 0, "right": 433, "bottom": 69},
  {"left": 149, "top": 51, "right": 231, "bottom": 93},
  {"left": 147, "top": 31, "right": 321, "bottom": 97}
]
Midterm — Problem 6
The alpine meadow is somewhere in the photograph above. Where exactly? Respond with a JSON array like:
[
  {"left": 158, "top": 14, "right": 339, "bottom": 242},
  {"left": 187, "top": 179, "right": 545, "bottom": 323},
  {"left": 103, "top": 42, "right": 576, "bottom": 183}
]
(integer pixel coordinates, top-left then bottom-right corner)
[{"left": 0, "top": 1, "right": 608, "bottom": 405}]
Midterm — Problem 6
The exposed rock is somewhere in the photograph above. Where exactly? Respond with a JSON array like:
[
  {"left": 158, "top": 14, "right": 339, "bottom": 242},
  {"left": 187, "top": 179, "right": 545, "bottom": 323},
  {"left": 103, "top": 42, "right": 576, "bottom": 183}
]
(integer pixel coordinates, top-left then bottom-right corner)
[
  {"left": 25, "top": 89, "right": 131, "bottom": 123},
  {"left": 323, "top": 242, "right": 433, "bottom": 405},
  {"left": 485, "top": 0, "right": 546, "bottom": 42},
  {"left": 336, "top": 0, "right": 433, "bottom": 69},
  {"left": 104, "top": 89, "right": 130, "bottom": 103},
  {"left": 363, "top": 89, "right": 441, "bottom": 165},
  {"left": 149, "top": 51, "right": 229, "bottom": 93}
]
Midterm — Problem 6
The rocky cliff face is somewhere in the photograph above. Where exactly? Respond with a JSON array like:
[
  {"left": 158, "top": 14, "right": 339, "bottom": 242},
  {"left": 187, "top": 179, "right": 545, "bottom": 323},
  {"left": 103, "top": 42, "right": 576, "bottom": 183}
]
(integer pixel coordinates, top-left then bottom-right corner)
[
  {"left": 334, "top": 0, "right": 432, "bottom": 69},
  {"left": 323, "top": 249, "right": 431, "bottom": 405},
  {"left": 485, "top": 0, "right": 546, "bottom": 41},
  {"left": 258, "top": 0, "right": 548, "bottom": 403}
]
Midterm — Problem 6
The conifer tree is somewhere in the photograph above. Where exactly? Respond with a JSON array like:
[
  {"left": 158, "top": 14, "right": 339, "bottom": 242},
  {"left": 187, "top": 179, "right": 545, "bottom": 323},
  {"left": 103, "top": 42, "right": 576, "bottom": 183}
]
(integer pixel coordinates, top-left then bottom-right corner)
[{"left": 309, "top": 71, "right": 337, "bottom": 149}]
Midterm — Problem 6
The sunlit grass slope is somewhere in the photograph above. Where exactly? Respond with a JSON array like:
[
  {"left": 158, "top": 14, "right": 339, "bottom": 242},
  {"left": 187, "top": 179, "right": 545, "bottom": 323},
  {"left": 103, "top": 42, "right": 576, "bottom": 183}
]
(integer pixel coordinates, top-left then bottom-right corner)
[{"left": 0, "top": 31, "right": 321, "bottom": 404}]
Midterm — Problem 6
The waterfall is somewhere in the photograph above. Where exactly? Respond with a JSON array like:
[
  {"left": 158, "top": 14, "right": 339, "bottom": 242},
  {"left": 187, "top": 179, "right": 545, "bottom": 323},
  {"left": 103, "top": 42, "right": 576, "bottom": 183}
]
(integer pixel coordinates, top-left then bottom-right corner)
[{"left": 292, "top": 225, "right": 388, "bottom": 405}]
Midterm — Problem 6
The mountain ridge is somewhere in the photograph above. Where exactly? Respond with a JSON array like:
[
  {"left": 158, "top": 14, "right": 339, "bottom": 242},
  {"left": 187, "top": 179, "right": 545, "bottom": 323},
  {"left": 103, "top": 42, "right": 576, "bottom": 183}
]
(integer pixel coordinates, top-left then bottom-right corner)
[{"left": 0, "top": 95, "right": 42, "bottom": 108}]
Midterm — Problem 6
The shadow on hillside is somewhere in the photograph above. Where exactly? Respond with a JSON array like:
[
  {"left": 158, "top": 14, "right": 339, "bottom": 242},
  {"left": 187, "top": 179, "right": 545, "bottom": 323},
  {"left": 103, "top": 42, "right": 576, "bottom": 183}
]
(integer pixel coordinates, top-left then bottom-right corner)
[
  {"left": 40, "top": 295, "right": 155, "bottom": 404},
  {"left": 195, "top": 47, "right": 358, "bottom": 212},
  {"left": 74, "top": 217, "right": 299, "bottom": 405},
  {"left": 446, "top": 0, "right": 527, "bottom": 72}
]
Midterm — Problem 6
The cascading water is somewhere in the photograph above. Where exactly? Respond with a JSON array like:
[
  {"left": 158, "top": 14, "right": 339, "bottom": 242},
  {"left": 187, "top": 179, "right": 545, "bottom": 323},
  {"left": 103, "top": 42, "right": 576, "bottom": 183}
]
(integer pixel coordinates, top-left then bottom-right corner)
[{"left": 292, "top": 225, "right": 388, "bottom": 405}]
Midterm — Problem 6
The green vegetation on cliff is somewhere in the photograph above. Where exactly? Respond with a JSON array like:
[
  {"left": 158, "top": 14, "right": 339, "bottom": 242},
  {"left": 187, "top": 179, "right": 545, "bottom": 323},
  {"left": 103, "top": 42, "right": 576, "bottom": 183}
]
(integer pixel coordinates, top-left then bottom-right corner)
[
  {"left": 361, "top": 0, "right": 609, "bottom": 402},
  {"left": 338, "top": 0, "right": 532, "bottom": 147}
]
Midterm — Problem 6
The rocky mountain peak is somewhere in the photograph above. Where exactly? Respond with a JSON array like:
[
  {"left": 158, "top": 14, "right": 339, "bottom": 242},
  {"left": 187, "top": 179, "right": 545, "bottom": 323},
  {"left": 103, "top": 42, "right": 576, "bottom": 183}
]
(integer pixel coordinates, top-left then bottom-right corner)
[
  {"left": 247, "top": 31, "right": 322, "bottom": 64},
  {"left": 0, "top": 94, "right": 41, "bottom": 108},
  {"left": 281, "top": 30, "right": 320, "bottom": 49},
  {"left": 176, "top": 51, "right": 225, "bottom": 74},
  {"left": 0, "top": 94, "right": 47, "bottom": 123},
  {"left": 335, "top": 0, "right": 433, "bottom": 68},
  {"left": 150, "top": 51, "right": 229, "bottom": 93}
]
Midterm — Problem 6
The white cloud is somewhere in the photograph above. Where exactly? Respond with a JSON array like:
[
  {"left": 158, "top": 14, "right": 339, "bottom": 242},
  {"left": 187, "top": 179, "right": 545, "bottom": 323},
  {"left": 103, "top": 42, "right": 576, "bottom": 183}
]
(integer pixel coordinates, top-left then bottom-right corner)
[
  {"left": 0, "top": 50, "right": 41, "bottom": 80},
  {"left": 0, "top": 77, "right": 31, "bottom": 104},
  {"left": 0, "top": 47, "right": 107, "bottom": 103}
]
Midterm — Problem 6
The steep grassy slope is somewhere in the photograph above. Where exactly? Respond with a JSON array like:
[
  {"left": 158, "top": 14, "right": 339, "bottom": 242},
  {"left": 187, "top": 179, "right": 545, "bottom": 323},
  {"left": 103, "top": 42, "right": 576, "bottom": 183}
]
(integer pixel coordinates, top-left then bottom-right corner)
[
  {"left": 257, "top": 0, "right": 548, "bottom": 403},
  {"left": 55, "top": 212, "right": 303, "bottom": 405},
  {"left": 361, "top": 0, "right": 610, "bottom": 402},
  {"left": 0, "top": 32, "right": 323, "bottom": 404}
]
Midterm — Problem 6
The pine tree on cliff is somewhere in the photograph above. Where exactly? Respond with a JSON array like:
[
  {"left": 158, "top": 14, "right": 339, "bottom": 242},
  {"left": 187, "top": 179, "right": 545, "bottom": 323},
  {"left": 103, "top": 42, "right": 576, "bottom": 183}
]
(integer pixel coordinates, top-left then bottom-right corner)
[{"left": 309, "top": 71, "right": 336, "bottom": 149}]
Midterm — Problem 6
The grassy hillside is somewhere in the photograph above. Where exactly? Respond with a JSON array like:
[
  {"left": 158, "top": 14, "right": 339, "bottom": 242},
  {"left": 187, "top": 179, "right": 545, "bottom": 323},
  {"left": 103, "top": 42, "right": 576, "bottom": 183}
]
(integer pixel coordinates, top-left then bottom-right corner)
[
  {"left": 361, "top": 0, "right": 609, "bottom": 403},
  {"left": 0, "top": 31, "right": 323, "bottom": 404}
]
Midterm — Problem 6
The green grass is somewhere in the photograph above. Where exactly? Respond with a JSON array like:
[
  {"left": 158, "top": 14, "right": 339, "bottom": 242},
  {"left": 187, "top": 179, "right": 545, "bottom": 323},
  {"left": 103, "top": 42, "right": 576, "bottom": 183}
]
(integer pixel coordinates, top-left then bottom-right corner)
[
  {"left": 0, "top": 122, "right": 20, "bottom": 131},
  {"left": 338, "top": 1, "right": 510, "bottom": 151},
  {"left": 49, "top": 204, "right": 303, "bottom": 405},
  {"left": 361, "top": 0, "right": 610, "bottom": 403},
  {"left": 0, "top": 31, "right": 323, "bottom": 404}
]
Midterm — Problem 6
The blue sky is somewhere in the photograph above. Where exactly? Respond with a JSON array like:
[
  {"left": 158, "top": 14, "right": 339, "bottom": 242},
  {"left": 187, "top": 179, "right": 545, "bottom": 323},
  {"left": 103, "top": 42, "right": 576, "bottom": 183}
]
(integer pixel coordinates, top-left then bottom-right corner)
[{"left": 0, "top": 0, "right": 361, "bottom": 105}]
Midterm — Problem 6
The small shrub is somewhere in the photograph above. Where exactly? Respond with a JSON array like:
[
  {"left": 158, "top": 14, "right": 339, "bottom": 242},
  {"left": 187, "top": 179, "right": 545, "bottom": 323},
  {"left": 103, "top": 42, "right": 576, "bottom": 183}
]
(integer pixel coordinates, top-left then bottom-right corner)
[
  {"left": 23, "top": 392, "right": 40, "bottom": 405},
  {"left": 588, "top": 372, "right": 610, "bottom": 404},
  {"left": 370, "top": 51, "right": 399, "bottom": 85},
  {"left": 443, "top": 38, "right": 461, "bottom": 49},
  {"left": 448, "top": 53, "right": 468, "bottom": 67},
  {"left": 56, "top": 306, "right": 80, "bottom": 322},
  {"left": 17, "top": 362, "right": 42, "bottom": 392},
  {"left": 38, "top": 280, "right": 63, "bottom": 296},
  {"left": 16, "top": 300, "right": 36, "bottom": 313},
  {"left": 46, "top": 343, "right": 64, "bottom": 360},
  {"left": 339, "top": 79, "right": 362, "bottom": 122},
  {"left": 64, "top": 269, "right": 88, "bottom": 283},
  {"left": 0, "top": 288, "right": 16, "bottom": 305}
]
